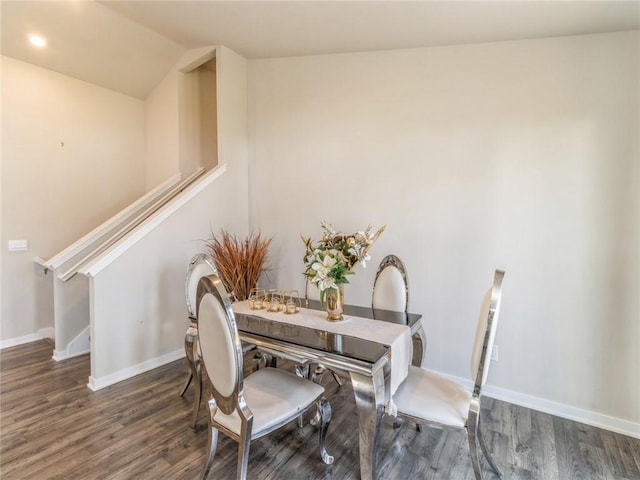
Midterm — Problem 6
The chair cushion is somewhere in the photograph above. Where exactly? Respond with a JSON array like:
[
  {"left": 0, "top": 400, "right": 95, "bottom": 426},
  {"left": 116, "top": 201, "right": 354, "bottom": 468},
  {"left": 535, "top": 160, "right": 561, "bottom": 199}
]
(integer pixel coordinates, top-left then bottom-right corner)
[
  {"left": 214, "top": 368, "right": 325, "bottom": 437},
  {"left": 393, "top": 366, "right": 471, "bottom": 428}
]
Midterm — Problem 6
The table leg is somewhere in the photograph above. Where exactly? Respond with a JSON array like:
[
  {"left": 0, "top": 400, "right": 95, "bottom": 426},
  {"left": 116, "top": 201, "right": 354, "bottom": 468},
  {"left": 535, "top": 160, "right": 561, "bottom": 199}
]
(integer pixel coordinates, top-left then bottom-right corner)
[{"left": 350, "top": 370, "right": 385, "bottom": 480}]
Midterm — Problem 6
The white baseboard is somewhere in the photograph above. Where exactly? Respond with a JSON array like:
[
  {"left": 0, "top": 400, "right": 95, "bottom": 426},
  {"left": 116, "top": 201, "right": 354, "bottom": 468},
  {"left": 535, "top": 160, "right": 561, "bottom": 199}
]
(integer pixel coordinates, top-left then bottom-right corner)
[
  {"left": 87, "top": 349, "right": 185, "bottom": 391},
  {"left": 52, "top": 347, "right": 90, "bottom": 361},
  {"left": 434, "top": 369, "right": 640, "bottom": 439},
  {"left": 0, "top": 328, "right": 54, "bottom": 350},
  {"left": 51, "top": 326, "right": 91, "bottom": 361},
  {"left": 52, "top": 349, "right": 67, "bottom": 361}
]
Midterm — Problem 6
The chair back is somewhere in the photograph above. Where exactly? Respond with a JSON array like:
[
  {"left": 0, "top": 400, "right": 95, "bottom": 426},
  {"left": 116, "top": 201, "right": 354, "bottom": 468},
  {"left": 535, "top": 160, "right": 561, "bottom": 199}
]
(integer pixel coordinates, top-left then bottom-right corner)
[
  {"left": 372, "top": 255, "right": 409, "bottom": 313},
  {"left": 470, "top": 269, "right": 505, "bottom": 392},
  {"left": 196, "top": 274, "right": 244, "bottom": 414},
  {"left": 185, "top": 253, "right": 217, "bottom": 319}
]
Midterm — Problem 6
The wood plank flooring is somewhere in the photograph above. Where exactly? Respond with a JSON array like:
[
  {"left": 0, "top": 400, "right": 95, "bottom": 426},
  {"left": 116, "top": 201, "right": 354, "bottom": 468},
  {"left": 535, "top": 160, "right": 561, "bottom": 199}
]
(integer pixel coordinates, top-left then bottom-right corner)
[{"left": 1, "top": 340, "right": 639, "bottom": 479}]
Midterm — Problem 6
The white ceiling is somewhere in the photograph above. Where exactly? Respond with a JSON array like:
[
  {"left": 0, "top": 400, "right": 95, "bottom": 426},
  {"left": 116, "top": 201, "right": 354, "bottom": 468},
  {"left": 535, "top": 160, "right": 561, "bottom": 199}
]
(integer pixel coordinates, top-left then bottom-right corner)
[
  {"left": 2, "top": 1, "right": 639, "bottom": 99},
  {"left": 1, "top": 1, "right": 185, "bottom": 99}
]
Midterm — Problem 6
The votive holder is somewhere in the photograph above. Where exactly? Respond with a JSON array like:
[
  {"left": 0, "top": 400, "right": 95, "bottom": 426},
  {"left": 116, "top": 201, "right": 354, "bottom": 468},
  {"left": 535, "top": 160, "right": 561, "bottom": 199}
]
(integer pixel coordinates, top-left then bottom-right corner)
[
  {"left": 285, "top": 290, "right": 301, "bottom": 314},
  {"left": 267, "top": 290, "right": 284, "bottom": 312},
  {"left": 249, "top": 288, "right": 265, "bottom": 310}
]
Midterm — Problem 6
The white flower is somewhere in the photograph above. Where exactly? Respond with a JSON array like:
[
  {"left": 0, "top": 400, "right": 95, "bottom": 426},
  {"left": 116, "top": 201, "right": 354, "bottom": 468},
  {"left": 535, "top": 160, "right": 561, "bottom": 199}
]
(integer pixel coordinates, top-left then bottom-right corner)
[
  {"left": 321, "top": 255, "right": 337, "bottom": 270},
  {"left": 311, "top": 255, "right": 335, "bottom": 279},
  {"left": 319, "top": 276, "right": 337, "bottom": 291}
]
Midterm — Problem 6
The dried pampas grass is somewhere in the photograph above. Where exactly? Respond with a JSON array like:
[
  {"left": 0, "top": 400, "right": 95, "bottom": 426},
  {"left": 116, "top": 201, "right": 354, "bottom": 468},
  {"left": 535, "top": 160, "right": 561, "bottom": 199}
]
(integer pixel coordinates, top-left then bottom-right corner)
[{"left": 205, "top": 230, "right": 272, "bottom": 301}]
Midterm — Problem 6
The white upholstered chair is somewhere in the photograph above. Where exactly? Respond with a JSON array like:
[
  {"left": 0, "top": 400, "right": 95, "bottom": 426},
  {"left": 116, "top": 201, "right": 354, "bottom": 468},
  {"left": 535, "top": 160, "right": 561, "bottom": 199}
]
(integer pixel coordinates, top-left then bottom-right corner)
[
  {"left": 180, "top": 253, "right": 256, "bottom": 428},
  {"left": 372, "top": 254, "right": 409, "bottom": 314},
  {"left": 196, "top": 274, "right": 333, "bottom": 480},
  {"left": 372, "top": 254, "right": 427, "bottom": 369},
  {"left": 372, "top": 254, "right": 411, "bottom": 428},
  {"left": 391, "top": 269, "right": 505, "bottom": 480}
]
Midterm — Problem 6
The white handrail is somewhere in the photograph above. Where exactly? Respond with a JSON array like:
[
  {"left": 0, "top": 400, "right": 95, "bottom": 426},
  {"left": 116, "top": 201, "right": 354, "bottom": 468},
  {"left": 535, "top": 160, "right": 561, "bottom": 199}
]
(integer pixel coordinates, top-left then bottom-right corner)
[
  {"left": 40, "top": 173, "right": 182, "bottom": 272},
  {"left": 79, "top": 164, "right": 226, "bottom": 279},
  {"left": 58, "top": 168, "right": 206, "bottom": 282}
]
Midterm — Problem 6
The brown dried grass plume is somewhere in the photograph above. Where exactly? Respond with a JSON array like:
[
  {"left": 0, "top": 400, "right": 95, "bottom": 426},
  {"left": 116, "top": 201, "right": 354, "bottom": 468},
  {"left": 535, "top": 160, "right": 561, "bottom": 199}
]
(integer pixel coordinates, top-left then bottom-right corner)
[{"left": 205, "top": 230, "right": 272, "bottom": 301}]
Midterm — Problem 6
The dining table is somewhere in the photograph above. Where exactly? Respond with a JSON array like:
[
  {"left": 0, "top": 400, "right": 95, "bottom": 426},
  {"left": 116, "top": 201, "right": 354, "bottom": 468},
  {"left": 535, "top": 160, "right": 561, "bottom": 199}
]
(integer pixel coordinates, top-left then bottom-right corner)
[{"left": 231, "top": 299, "right": 426, "bottom": 480}]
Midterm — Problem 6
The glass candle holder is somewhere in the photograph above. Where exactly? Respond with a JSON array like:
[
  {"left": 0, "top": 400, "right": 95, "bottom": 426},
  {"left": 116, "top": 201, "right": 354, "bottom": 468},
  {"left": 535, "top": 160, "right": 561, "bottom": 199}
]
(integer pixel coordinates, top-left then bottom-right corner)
[
  {"left": 285, "top": 290, "right": 301, "bottom": 314},
  {"left": 267, "top": 290, "right": 283, "bottom": 312},
  {"left": 249, "top": 288, "right": 265, "bottom": 310}
]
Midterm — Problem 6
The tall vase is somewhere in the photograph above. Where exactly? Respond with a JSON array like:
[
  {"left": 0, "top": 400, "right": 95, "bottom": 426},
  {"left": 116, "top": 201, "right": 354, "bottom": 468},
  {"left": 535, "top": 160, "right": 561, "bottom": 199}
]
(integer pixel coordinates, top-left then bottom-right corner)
[{"left": 324, "top": 285, "right": 344, "bottom": 321}]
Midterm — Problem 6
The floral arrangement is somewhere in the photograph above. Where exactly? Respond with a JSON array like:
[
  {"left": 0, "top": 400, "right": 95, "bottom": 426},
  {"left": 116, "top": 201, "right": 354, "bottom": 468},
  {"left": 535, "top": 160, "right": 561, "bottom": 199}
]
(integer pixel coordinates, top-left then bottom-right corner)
[{"left": 302, "top": 222, "right": 385, "bottom": 301}]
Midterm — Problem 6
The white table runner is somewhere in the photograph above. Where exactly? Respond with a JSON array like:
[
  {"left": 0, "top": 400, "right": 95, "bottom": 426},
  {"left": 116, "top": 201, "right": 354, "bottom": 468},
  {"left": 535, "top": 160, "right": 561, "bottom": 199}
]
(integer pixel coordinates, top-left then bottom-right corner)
[{"left": 232, "top": 300, "right": 411, "bottom": 414}]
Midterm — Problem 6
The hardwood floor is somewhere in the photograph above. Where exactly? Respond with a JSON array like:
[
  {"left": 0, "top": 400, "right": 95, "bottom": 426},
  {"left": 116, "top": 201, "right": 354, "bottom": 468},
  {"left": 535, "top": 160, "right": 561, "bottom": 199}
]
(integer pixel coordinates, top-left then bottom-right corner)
[{"left": 1, "top": 340, "right": 639, "bottom": 479}]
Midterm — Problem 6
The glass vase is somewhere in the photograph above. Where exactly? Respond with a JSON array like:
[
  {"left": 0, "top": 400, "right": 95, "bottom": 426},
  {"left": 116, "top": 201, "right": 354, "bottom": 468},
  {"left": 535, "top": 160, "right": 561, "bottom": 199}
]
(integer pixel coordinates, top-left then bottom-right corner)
[{"left": 324, "top": 285, "right": 344, "bottom": 321}]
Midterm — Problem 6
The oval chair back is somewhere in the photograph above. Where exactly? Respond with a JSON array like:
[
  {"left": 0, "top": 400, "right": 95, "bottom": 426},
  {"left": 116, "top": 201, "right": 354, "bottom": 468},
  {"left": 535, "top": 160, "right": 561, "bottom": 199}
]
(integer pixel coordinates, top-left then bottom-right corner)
[
  {"left": 186, "top": 253, "right": 217, "bottom": 320},
  {"left": 372, "top": 255, "right": 409, "bottom": 314},
  {"left": 197, "top": 274, "right": 245, "bottom": 415}
]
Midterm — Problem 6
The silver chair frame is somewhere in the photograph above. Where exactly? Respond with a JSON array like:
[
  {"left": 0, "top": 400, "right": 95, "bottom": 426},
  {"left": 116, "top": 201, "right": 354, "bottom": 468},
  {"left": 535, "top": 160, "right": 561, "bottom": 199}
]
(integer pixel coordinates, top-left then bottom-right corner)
[
  {"left": 197, "top": 274, "right": 333, "bottom": 480},
  {"left": 394, "top": 269, "right": 505, "bottom": 480}
]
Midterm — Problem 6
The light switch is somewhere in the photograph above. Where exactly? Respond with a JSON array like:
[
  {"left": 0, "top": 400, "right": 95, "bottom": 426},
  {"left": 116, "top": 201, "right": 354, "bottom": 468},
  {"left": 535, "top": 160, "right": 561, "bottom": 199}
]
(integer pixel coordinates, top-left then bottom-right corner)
[{"left": 8, "top": 240, "right": 28, "bottom": 252}]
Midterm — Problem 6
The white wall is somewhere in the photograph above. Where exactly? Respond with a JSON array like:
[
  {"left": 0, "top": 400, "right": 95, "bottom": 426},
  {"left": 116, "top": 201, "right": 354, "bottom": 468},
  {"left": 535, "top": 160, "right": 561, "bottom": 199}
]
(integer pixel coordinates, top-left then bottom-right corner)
[
  {"left": 217, "top": 46, "right": 250, "bottom": 224},
  {"left": 86, "top": 45, "right": 249, "bottom": 387},
  {"left": 1, "top": 56, "right": 146, "bottom": 343},
  {"left": 0, "top": 53, "right": 4, "bottom": 346},
  {"left": 247, "top": 32, "right": 639, "bottom": 433},
  {"left": 145, "top": 47, "right": 223, "bottom": 190},
  {"left": 145, "top": 69, "right": 179, "bottom": 191},
  {"left": 179, "top": 58, "right": 218, "bottom": 177},
  {"left": 87, "top": 167, "right": 246, "bottom": 386}
]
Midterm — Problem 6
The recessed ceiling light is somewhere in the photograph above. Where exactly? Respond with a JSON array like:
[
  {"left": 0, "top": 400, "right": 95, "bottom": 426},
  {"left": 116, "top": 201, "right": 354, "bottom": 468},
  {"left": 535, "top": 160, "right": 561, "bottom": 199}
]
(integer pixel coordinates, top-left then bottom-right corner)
[{"left": 29, "top": 35, "right": 47, "bottom": 48}]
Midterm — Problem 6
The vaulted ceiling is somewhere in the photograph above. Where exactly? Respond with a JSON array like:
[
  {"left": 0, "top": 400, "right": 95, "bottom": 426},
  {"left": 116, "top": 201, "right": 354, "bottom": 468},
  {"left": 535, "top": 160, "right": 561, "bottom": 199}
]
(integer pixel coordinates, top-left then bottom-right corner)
[{"left": 2, "top": 1, "right": 639, "bottom": 99}]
